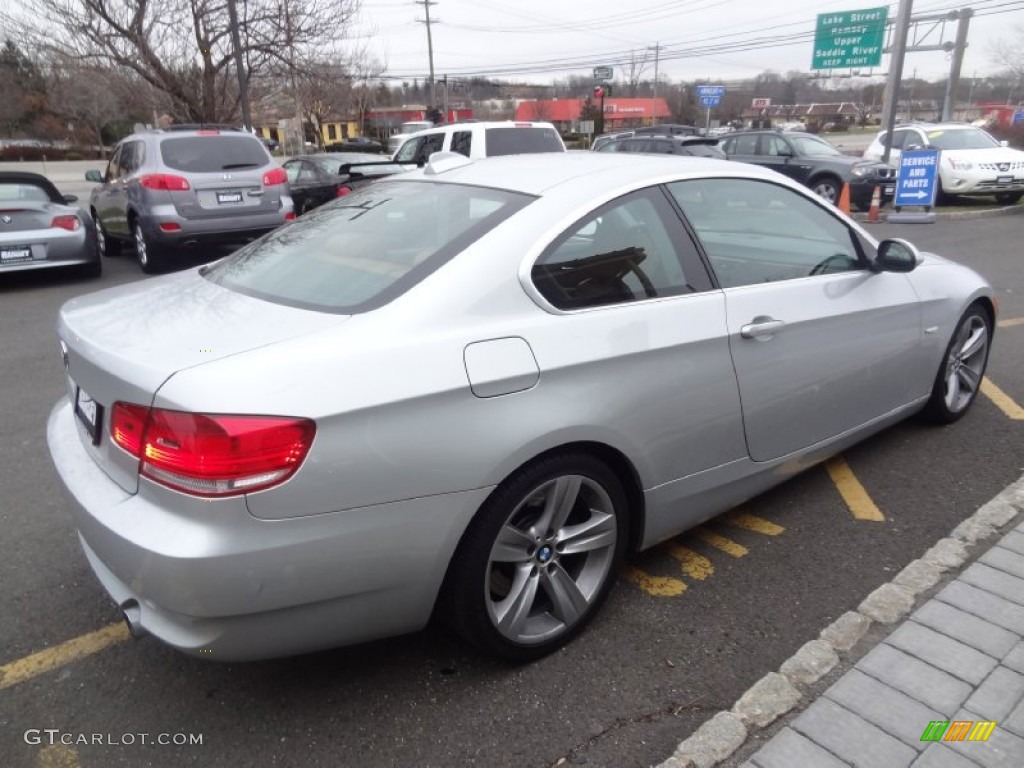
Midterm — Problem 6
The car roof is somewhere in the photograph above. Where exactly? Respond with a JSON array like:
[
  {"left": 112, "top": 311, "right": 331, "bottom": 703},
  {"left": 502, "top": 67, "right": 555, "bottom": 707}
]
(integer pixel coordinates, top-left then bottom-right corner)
[
  {"left": 394, "top": 151, "right": 777, "bottom": 196},
  {"left": 405, "top": 120, "right": 557, "bottom": 138}
]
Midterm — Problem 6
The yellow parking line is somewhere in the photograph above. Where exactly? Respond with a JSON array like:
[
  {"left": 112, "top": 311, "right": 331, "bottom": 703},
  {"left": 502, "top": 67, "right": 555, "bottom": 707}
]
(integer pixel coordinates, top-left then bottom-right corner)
[
  {"left": 997, "top": 317, "right": 1024, "bottom": 329},
  {"left": 36, "top": 745, "right": 80, "bottom": 768},
  {"left": 620, "top": 565, "right": 687, "bottom": 597},
  {"left": 981, "top": 377, "right": 1024, "bottom": 420},
  {"left": 723, "top": 512, "right": 785, "bottom": 536},
  {"left": 667, "top": 545, "right": 714, "bottom": 580},
  {"left": 826, "top": 457, "right": 885, "bottom": 521},
  {"left": 0, "top": 622, "right": 130, "bottom": 691},
  {"left": 693, "top": 529, "right": 749, "bottom": 558}
]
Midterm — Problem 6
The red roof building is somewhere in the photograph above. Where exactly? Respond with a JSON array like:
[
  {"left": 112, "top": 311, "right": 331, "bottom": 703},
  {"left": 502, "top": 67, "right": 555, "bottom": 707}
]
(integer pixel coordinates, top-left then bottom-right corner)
[{"left": 515, "top": 98, "right": 671, "bottom": 130}]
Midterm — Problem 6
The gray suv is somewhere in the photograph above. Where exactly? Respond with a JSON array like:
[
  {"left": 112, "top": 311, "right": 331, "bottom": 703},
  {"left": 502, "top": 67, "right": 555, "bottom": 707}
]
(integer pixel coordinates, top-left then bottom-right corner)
[{"left": 86, "top": 127, "right": 294, "bottom": 272}]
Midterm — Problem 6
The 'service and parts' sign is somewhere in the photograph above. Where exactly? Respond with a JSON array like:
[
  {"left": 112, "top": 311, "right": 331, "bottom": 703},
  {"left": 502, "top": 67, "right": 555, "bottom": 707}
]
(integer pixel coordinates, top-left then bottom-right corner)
[{"left": 812, "top": 7, "right": 888, "bottom": 70}]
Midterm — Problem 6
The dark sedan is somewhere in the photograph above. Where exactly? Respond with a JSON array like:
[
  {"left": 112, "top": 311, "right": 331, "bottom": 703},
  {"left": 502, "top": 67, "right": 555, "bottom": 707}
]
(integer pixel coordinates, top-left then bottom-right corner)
[
  {"left": 596, "top": 135, "right": 726, "bottom": 159},
  {"left": 325, "top": 137, "right": 386, "bottom": 153},
  {"left": 719, "top": 131, "right": 896, "bottom": 210},
  {"left": 0, "top": 171, "right": 100, "bottom": 278},
  {"left": 283, "top": 153, "right": 405, "bottom": 215}
]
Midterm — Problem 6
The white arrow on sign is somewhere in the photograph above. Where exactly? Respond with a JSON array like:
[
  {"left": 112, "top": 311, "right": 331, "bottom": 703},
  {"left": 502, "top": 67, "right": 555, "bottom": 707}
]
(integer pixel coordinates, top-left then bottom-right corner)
[{"left": 901, "top": 190, "right": 930, "bottom": 199}]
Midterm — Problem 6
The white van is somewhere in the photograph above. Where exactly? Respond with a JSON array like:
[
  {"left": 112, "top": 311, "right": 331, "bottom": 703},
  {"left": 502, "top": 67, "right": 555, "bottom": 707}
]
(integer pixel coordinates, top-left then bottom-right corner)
[{"left": 392, "top": 121, "right": 565, "bottom": 165}]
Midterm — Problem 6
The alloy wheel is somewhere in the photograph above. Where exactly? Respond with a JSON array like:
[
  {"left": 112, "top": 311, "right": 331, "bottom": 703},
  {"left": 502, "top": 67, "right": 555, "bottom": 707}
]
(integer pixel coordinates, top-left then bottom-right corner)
[
  {"left": 485, "top": 474, "right": 618, "bottom": 645},
  {"left": 943, "top": 313, "right": 989, "bottom": 414}
]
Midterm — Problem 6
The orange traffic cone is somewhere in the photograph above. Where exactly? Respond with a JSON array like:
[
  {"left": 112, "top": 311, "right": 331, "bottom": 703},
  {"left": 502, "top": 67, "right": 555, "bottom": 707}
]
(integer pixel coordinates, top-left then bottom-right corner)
[
  {"left": 837, "top": 182, "right": 851, "bottom": 215},
  {"left": 868, "top": 185, "right": 881, "bottom": 223}
]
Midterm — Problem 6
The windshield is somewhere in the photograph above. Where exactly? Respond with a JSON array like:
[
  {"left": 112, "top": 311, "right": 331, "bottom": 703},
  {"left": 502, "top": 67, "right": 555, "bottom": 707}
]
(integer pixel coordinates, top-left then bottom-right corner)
[
  {"left": 923, "top": 128, "right": 1000, "bottom": 150},
  {"left": 203, "top": 180, "right": 534, "bottom": 313},
  {"left": 160, "top": 136, "right": 269, "bottom": 172},
  {"left": 789, "top": 136, "right": 843, "bottom": 157}
]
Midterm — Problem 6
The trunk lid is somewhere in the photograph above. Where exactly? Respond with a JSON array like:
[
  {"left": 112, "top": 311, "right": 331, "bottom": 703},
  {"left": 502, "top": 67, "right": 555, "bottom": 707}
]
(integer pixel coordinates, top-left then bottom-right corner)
[{"left": 57, "top": 268, "right": 348, "bottom": 493}]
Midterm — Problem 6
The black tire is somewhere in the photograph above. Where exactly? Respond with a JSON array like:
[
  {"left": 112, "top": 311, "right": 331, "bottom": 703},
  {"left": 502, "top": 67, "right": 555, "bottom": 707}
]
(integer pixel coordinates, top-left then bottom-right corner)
[
  {"left": 93, "top": 212, "right": 121, "bottom": 257},
  {"left": 995, "top": 192, "right": 1023, "bottom": 206},
  {"left": 75, "top": 258, "right": 102, "bottom": 279},
  {"left": 132, "top": 220, "right": 165, "bottom": 274},
  {"left": 442, "top": 452, "right": 629, "bottom": 662},
  {"left": 921, "top": 304, "right": 992, "bottom": 424},
  {"left": 810, "top": 176, "right": 842, "bottom": 206}
]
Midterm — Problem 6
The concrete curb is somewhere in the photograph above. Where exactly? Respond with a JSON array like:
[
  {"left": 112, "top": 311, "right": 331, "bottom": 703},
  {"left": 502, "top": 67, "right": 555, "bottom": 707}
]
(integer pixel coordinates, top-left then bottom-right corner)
[
  {"left": 852, "top": 202, "right": 1024, "bottom": 223},
  {"left": 653, "top": 472, "right": 1024, "bottom": 768}
]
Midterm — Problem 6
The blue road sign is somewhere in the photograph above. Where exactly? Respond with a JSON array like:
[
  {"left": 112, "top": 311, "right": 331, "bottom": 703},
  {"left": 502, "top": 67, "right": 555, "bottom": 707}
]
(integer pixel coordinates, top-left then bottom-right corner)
[
  {"left": 895, "top": 149, "right": 940, "bottom": 208},
  {"left": 1013, "top": 109, "right": 1024, "bottom": 125},
  {"left": 695, "top": 85, "right": 726, "bottom": 98},
  {"left": 700, "top": 95, "right": 721, "bottom": 107}
]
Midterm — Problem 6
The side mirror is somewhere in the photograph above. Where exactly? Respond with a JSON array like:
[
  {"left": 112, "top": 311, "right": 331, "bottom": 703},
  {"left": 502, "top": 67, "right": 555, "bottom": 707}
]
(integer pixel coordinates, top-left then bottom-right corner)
[
  {"left": 62, "top": 194, "right": 78, "bottom": 204},
  {"left": 778, "top": 147, "right": 794, "bottom": 158},
  {"left": 84, "top": 170, "right": 103, "bottom": 183},
  {"left": 875, "top": 238, "right": 919, "bottom": 273}
]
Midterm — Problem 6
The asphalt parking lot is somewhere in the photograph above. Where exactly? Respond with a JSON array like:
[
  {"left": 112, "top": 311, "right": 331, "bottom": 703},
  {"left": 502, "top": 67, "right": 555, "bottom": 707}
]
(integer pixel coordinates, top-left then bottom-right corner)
[{"left": 1, "top": 213, "right": 1023, "bottom": 768}]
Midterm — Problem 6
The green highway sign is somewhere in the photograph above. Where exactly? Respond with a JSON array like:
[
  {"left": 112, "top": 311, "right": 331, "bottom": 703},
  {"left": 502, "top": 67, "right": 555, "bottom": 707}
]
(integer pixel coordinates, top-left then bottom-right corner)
[{"left": 812, "top": 7, "right": 888, "bottom": 70}]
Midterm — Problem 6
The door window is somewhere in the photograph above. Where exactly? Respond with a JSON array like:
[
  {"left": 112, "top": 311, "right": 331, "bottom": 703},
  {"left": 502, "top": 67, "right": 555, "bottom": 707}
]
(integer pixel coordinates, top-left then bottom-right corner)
[
  {"left": 667, "top": 178, "right": 863, "bottom": 288},
  {"left": 393, "top": 137, "right": 423, "bottom": 163},
  {"left": 284, "top": 161, "right": 301, "bottom": 184},
  {"left": 730, "top": 134, "right": 758, "bottom": 155},
  {"left": 761, "top": 135, "right": 791, "bottom": 156},
  {"left": 451, "top": 131, "right": 472, "bottom": 157},
  {"left": 532, "top": 189, "right": 707, "bottom": 310},
  {"left": 297, "top": 162, "right": 319, "bottom": 182},
  {"left": 105, "top": 145, "right": 123, "bottom": 182}
]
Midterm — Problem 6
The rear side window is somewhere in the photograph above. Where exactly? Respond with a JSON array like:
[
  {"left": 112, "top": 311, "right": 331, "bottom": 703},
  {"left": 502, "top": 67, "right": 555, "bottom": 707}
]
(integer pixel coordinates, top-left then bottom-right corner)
[
  {"left": 532, "top": 189, "right": 704, "bottom": 310},
  {"left": 203, "top": 181, "right": 533, "bottom": 313},
  {"left": 160, "top": 136, "right": 269, "bottom": 172},
  {"left": 451, "top": 131, "right": 472, "bottom": 157},
  {"left": 485, "top": 128, "right": 563, "bottom": 156}
]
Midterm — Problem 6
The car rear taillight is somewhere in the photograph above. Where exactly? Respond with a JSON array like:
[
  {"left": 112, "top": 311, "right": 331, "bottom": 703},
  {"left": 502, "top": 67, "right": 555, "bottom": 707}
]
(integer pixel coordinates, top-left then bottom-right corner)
[
  {"left": 284, "top": 211, "right": 296, "bottom": 221},
  {"left": 262, "top": 167, "right": 288, "bottom": 186},
  {"left": 159, "top": 222, "right": 182, "bottom": 232},
  {"left": 51, "top": 215, "right": 81, "bottom": 231},
  {"left": 335, "top": 185, "right": 353, "bottom": 197},
  {"left": 140, "top": 174, "right": 191, "bottom": 191},
  {"left": 110, "top": 403, "right": 315, "bottom": 497}
]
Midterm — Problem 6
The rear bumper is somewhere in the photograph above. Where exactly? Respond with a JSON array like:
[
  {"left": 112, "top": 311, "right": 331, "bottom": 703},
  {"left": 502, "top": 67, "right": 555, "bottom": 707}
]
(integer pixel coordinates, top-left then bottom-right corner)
[
  {"left": 46, "top": 397, "right": 492, "bottom": 660},
  {"left": 0, "top": 225, "right": 98, "bottom": 271}
]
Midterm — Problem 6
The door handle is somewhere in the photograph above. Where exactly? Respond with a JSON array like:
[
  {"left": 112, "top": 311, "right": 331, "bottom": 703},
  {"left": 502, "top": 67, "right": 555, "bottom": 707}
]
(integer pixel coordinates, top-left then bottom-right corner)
[{"left": 740, "top": 317, "right": 786, "bottom": 339}]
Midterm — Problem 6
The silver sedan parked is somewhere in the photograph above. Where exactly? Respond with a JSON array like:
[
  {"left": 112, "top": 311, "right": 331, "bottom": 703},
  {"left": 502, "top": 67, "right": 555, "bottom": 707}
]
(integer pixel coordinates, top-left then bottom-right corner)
[
  {"left": 47, "top": 152, "right": 994, "bottom": 662},
  {"left": 0, "top": 171, "right": 100, "bottom": 278}
]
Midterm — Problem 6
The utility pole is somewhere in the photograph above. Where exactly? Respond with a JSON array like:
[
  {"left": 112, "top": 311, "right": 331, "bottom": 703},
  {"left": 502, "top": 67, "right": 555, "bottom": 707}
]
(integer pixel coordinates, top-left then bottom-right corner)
[
  {"left": 880, "top": 0, "right": 913, "bottom": 164},
  {"left": 415, "top": 0, "right": 438, "bottom": 108},
  {"left": 226, "top": 0, "right": 252, "bottom": 131},
  {"left": 647, "top": 42, "right": 662, "bottom": 98},
  {"left": 283, "top": 1, "right": 302, "bottom": 154},
  {"left": 941, "top": 8, "right": 972, "bottom": 121}
]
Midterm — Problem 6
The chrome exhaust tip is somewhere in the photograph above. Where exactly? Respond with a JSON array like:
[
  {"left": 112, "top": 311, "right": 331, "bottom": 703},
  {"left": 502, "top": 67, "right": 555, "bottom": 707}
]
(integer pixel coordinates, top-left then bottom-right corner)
[{"left": 121, "top": 600, "right": 149, "bottom": 640}]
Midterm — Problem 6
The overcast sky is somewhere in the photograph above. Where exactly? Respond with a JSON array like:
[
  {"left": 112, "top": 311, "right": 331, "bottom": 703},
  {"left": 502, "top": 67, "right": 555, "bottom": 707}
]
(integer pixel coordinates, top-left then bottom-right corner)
[{"left": 355, "top": 0, "right": 1023, "bottom": 87}]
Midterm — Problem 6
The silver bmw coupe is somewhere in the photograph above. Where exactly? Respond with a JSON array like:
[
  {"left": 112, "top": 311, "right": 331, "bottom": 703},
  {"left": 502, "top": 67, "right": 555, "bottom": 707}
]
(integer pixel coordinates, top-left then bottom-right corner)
[{"left": 47, "top": 151, "right": 994, "bottom": 661}]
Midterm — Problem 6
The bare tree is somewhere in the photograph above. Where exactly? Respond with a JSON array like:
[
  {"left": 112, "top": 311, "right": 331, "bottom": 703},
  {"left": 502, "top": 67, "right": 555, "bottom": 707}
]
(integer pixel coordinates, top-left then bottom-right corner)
[
  {"left": 47, "top": 60, "right": 125, "bottom": 153},
  {"left": 990, "top": 25, "right": 1024, "bottom": 83},
  {"left": 624, "top": 50, "right": 651, "bottom": 97},
  {"left": 12, "top": 0, "right": 362, "bottom": 124}
]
